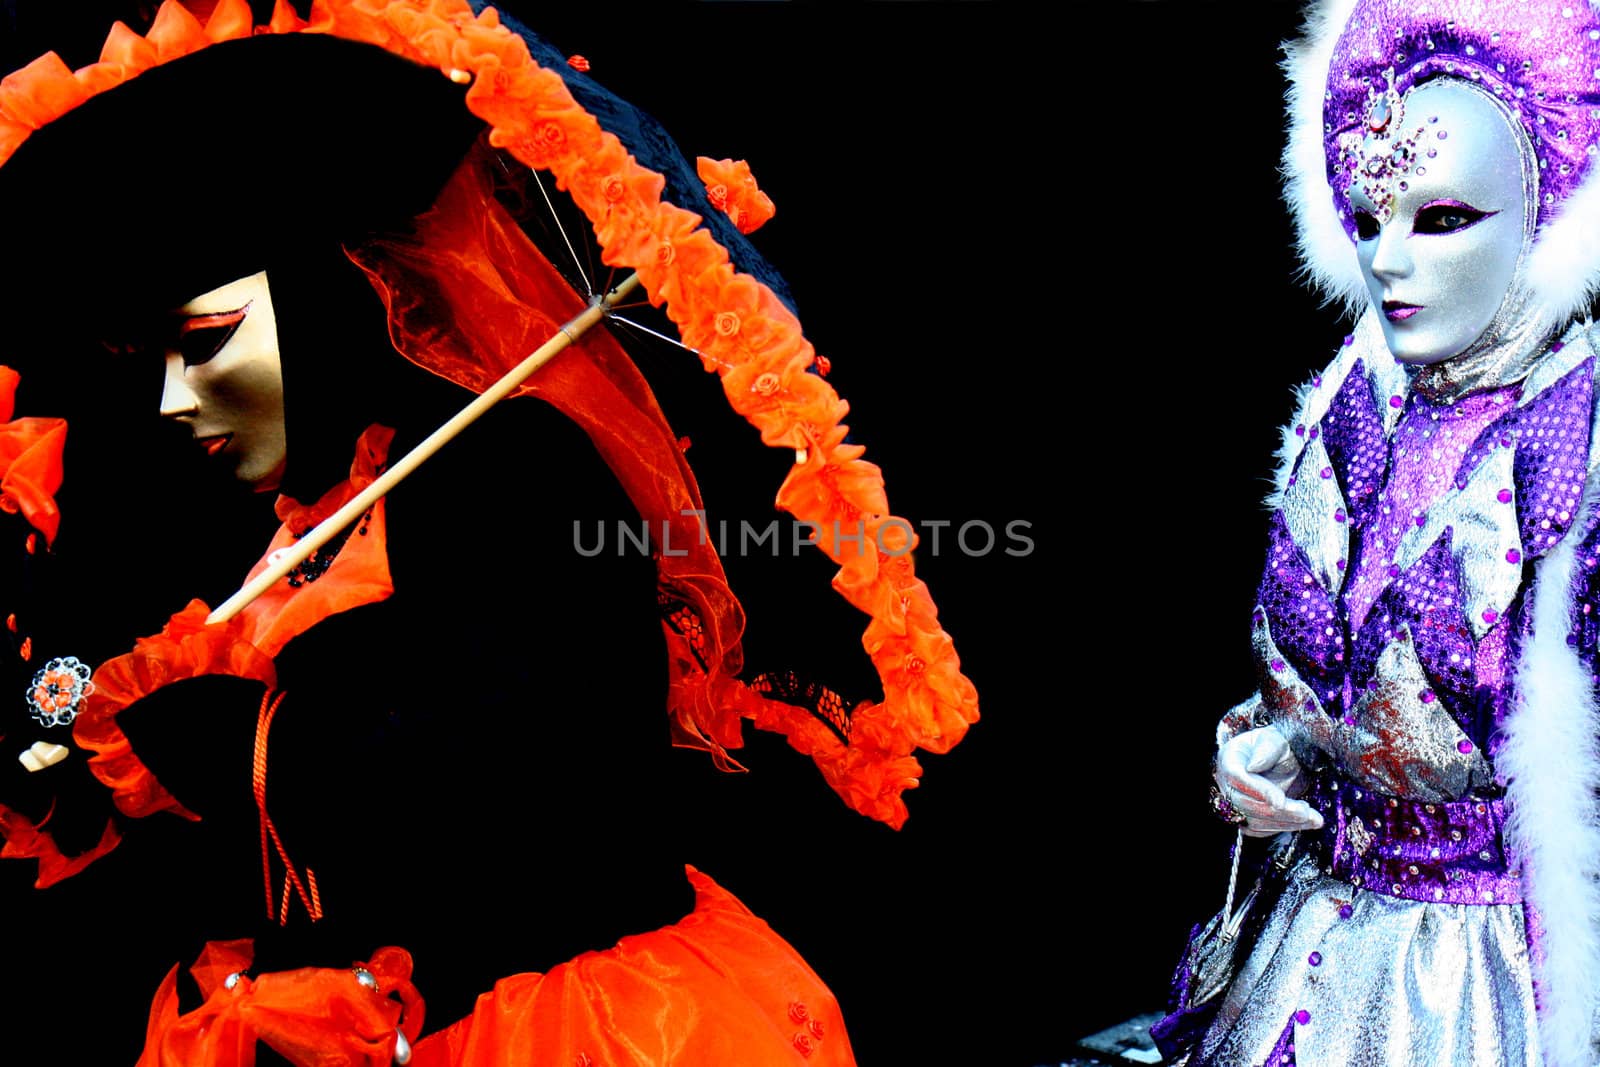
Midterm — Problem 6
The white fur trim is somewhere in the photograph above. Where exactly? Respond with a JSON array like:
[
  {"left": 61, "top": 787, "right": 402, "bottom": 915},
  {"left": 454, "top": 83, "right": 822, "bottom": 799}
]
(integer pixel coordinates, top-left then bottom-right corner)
[
  {"left": 1504, "top": 465, "right": 1600, "bottom": 1066},
  {"left": 1281, "top": 0, "right": 1366, "bottom": 314},
  {"left": 1527, "top": 166, "right": 1600, "bottom": 338}
]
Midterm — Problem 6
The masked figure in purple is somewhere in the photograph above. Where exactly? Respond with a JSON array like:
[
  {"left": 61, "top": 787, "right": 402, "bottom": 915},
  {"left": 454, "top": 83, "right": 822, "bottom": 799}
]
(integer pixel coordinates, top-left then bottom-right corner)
[{"left": 1168, "top": 2, "right": 1600, "bottom": 1064}]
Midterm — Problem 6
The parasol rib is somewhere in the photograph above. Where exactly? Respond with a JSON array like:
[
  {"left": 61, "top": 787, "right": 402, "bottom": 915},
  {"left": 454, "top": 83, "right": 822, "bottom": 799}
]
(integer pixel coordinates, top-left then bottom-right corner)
[{"left": 206, "top": 271, "right": 642, "bottom": 625}]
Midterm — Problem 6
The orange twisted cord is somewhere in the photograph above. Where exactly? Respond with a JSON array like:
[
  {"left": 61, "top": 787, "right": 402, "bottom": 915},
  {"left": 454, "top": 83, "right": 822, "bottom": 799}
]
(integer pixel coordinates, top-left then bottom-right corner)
[{"left": 252, "top": 688, "right": 323, "bottom": 925}]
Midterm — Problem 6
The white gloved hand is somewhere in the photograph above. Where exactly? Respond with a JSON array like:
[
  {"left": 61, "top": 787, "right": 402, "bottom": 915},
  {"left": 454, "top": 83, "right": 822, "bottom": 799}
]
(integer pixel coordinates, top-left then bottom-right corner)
[{"left": 1215, "top": 724, "right": 1324, "bottom": 838}]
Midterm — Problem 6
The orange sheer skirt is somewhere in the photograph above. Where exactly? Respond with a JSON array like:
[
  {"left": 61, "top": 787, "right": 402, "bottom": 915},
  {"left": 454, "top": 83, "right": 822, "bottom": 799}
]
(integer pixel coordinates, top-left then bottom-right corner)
[{"left": 138, "top": 867, "right": 855, "bottom": 1067}]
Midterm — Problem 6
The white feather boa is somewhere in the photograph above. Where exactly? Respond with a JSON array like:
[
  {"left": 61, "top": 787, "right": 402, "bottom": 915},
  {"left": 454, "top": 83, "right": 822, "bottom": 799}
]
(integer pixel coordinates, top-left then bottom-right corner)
[
  {"left": 1505, "top": 473, "right": 1600, "bottom": 1067},
  {"left": 1282, "top": 0, "right": 1600, "bottom": 338}
]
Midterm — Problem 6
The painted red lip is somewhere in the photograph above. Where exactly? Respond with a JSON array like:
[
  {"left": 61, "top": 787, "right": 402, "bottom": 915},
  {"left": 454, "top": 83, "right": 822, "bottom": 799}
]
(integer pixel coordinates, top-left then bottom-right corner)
[
  {"left": 196, "top": 433, "right": 232, "bottom": 457},
  {"left": 1383, "top": 301, "right": 1421, "bottom": 322}
]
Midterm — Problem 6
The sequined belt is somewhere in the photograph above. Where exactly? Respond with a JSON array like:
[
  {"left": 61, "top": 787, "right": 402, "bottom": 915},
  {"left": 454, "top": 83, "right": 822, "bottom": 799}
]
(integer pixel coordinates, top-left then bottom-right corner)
[{"left": 1315, "top": 778, "right": 1522, "bottom": 905}]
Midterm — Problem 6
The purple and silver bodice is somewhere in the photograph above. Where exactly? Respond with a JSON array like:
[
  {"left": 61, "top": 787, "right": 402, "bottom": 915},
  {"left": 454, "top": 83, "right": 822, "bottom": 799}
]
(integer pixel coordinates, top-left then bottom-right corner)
[
  {"left": 1189, "top": 316, "right": 1600, "bottom": 1067},
  {"left": 1237, "top": 317, "right": 1600, "bottom": 809}
]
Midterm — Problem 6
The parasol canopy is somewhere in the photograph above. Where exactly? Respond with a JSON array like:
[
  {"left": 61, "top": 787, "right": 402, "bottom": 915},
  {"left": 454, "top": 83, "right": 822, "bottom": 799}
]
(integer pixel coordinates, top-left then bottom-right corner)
[{"left": 0, "top": 0, "right": 978, "bottom": 860}]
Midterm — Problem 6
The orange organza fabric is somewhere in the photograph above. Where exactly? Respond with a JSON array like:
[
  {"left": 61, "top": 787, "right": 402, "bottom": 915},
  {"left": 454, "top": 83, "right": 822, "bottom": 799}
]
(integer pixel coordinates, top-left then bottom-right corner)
[
  {"left": 413, "top": 868, "right": 854, "bottom": 1067},
  {"left": 243, "top": 424, "right": 395, "bottom": 659},
  {"left": 0, "top": 0, "right": 980, "bottom": 829},
  {"left": 137, "top": 868, "right": 854, "bottom": 1067},
  {"left": 0, "top": 364, "right": 66, "bottom": 545},
  {"left": 0, "top": 800, "right": 119, "bottom": 888},
  {"left": 140, "top": 941, "right": 422, "bottom": 1066},
  {"left": 73, "top": 426, "right": 395, "bottom": 822},
  {"left": 347, "top": 160, "right": 750, "bottom": 768}
]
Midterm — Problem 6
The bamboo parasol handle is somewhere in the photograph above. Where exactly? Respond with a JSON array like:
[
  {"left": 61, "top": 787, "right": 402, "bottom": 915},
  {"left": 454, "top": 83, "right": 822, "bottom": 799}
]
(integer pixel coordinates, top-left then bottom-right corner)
[{"left": 206, "top": 272, "right": 642, "bottom": 625}]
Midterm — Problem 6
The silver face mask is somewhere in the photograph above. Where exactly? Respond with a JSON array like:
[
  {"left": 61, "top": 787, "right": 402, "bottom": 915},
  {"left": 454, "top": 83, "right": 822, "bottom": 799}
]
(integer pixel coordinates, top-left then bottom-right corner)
[{"left": 1345, "top": 79, "right": 1537, "bottom": 369}]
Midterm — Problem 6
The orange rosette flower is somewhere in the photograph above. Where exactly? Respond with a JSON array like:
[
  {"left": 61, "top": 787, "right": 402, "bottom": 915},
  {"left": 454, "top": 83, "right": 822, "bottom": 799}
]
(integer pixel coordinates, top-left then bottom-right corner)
[
  {"left": 722, "top": 346, "right": 846, "bottom": 451},
  {"left": 864, "top": 622, "right": 977, "bottom": 756},
  {"left": 696, "top": 157, "right": 776, "bottom": 235},
  {"left": 458, "top": 19, "right": 543, "bottom": 113},
  {"left": 680, "top": 267, "right": 802, "bottom": 370},
  {"left": 780, "top": 439, "right": 888, "bottom": 522},
  {"left": 75, "top": 601, "right": 277, "bottom": 822},
  {"left": 587, "top": 167, "right": 669, "bottom": 266},
  {"left": 605, "top": 199, "right": 705, "bottom": 301},
  {"left": 651, "top": 227, "right": 731, "bottom": 313},
  {"left": 480, "top": 65, "right": 575, "bottom": 150},
  {"left": 846, "top": 556, "right": 942, "bottom": 644},
  {"left": 675, "top": 262, "right": 747, "bottom": 355}
]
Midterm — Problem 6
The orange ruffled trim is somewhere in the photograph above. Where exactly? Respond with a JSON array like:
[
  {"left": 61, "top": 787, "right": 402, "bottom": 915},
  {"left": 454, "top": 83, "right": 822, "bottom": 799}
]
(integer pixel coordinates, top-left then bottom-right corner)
[
  {"left": 73, "top": 425, "right": 396, "bottom": 823},
  {"left": 0, "top": 365, "right": 67, "bottom": 546},
  {"left": 696, "top": 157, "right": 776, "bottom": 235},
  {"left": 73, "top": 600, "right": 277, "bottom": 822},
  {"left": 0, "top": 0, "right": 979, "bottom": 829}
]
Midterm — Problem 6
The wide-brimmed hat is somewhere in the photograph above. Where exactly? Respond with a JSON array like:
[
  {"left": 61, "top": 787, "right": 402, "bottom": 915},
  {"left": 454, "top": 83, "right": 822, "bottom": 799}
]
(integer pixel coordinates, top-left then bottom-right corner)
[{"left": 0, "top": 31, "right": 481, "bottom": 330}]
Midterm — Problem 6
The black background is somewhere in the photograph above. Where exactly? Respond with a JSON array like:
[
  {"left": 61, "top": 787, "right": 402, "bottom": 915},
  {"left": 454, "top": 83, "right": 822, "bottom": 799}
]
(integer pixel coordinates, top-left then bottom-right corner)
[{"left": 0, "top": 3, "right": 1363, "bottom": 1065}]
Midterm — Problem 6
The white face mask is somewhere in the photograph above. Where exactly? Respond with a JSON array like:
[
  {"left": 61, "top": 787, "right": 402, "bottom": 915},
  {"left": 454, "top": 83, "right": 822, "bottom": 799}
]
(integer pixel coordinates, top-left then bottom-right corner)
[
  {"left": 158, "top": 271, "right": 287, "bottom": 492},
  {"left": 1346, "top": 80, "right": 1533, "bottom": 366}
]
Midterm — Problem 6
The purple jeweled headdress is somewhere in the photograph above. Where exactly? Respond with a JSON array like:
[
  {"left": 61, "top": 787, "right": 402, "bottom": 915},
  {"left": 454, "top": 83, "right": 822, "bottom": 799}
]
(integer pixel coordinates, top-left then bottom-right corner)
[{"left": 1285, "top": 0, "right": 1600, "bottom": 330}]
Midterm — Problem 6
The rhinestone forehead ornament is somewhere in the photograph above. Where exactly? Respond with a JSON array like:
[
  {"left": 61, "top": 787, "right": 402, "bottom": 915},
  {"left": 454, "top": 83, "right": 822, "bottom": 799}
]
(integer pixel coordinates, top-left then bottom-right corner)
[
  {"left": 1338, "top": 67, "right": 1426, "bottom": 225},
  {"left": 1321, "top": 0, "right": 1600, "bottom": 241}
]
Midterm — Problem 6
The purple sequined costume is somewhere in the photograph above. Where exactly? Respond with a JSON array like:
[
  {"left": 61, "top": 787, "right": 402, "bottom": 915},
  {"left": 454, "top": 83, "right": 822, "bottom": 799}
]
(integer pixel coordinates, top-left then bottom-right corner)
[{"left": 1187, "top": 310, "right": 1600, "bottom": 1065}]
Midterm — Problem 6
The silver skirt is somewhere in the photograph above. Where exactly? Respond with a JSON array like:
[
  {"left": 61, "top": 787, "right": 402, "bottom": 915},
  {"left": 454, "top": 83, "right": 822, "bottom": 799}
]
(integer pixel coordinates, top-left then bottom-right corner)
[{"left": 1196, "top": 852, "right": 1540, "bottom": 1066}]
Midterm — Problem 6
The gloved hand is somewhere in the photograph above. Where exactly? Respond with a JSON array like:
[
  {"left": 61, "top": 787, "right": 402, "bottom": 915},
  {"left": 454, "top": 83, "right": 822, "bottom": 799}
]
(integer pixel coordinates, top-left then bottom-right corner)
[{"left": 1215, "top": 724, "right": 1324, "bottom": 838}]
